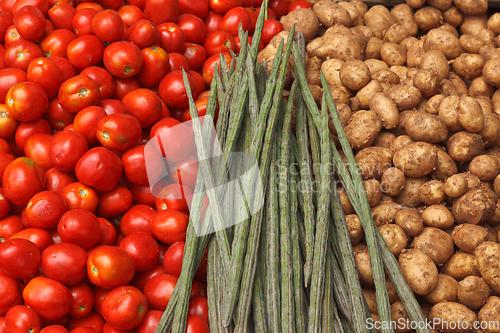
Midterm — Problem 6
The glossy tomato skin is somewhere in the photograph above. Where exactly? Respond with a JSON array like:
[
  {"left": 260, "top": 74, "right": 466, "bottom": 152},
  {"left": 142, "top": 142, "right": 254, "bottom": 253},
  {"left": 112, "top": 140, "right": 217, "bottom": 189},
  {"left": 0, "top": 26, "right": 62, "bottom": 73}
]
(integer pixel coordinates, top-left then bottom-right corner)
[
  {"left": 0, "top": 108, "right": 17, "bottom": 141},
  {"left": 234, "top": 35, "right": 264, "bottom": 53},
  {"left": 72, "top": 8, "right": 98, "bottom": 37},
  {"left": 6, "top": 81, "right": 48, "bottom": 122},
  {"left": 103, "top": 41, "right": 143, "bottom": 79},
  {"left": 14, "top": 118, "right": 51, "bottom": 151},
  {"left": 40, "top": 325, "right": 69, "bottom": 333},
  {"left": 60, "top": 182, "right": 98, "bottom": 212},
  {"left": 210, "top": 0, "right": 242, "bottom": 14},
  {"left": 149, "top": 116, "right": 195, "bottom": 163},
  {"left": 0, "top": 215, "right": 25, "bottom": 241},
  {"left": 45, "top": 98, "right": 76, "bottom": 131},
  {"left": 179, "top": 0, "right": 208, "bottom": 18},
  {"left": 288, "top": 0, "right": 310, "bottom": 11},
  {"left": 80, "top": 67, "right": 116, "bottom": 101},
  {"left": 121, "top": 145, "right": 148, "bottom": 185},
  {"left": 151, "top": 209, "right": 188, "bottom": 245},
  {"left": 143, "top": 274, "right": 177, "bottom": 310},
  {"left": 67, "top": 282, "right": 94, "bottom": 318},
  {"left": 87, "top": 245, "right": 135, "bottom": 289},
  {"left": 5, "top": 305, "right": 41, "bottom": 333},
  {"left": 120, "top": 204, "right": 156, "bottom": 238},
  {"left": 189, "top": 71, "right": 206, "bottom": 98},
  {"left": 10, "top": 228, "right": 53, "bottom": 252},
  {"left": 220, "top": 6, "right": 253, "bottom": 37},
  {"left": 40, "top": 29, "right": 77, "bottom": 59},
  {"left": 48, "top": 2, "right": 76, "bottom": 30},
  {"left": 95, "top": 185, "right": 133, "bottom": 218},
  {"left": 58, "top": 209, "right": 102, "bottom": 250},
  {"left": 202, "top": 30, "right": 235, "bottom": 57},
  {"left": 24, "top": 133, "right": 53, "bottom": 172},
  {"left": 0, "top": 12, "right": 14, "bottom": 43},
  {"left": 96, "top": 217, "right": 117, "bottom": 246},
  {"left": 175, "top": 14, "right": 206, "bottom": 45},
  {"left": 5, "top": 40, "right": 43, "bottom": 71},
  {"left": 0, "top": 271, "right": 23, "bottom": 315},
  {"left": 4, "top": 25, "right": 24, "bottom": 48},
  {"left": 203, "top": 11, "right": 222, "bottom": 33},
  {"left": 0, "top": 238, "right": 40, "bottom": 278},
  {"left": 188, "top": 298, "right": 208, "bottom": 325},
  {"left": 41, "top": 243, "right": 87, "bottom": 285},
  {"left": 92, "top": 9, "right": 124, "bottom": 43},
  {"left": 122, "top": 88, "right": 162, "bottom": 128},
  {"left": 157, "top": 22, "right": 185, "bottom": 54},
  {"left": 158, "top": 70, "right": 196, "bottom": 109},
  {"left": 170, "top": 155, "right": 198, "bottom": 189},
  {"left": 129, "top": 183, "right": 156, "bottom": 207},
  {"left": 96, "top": 114, "right": 141, "bottom": 151},
  {"left": 117, "top": 5, "right": 144, "bottom": 27},
  {"left": 66, "top": 35, "right": 105, "bottom": 70},
  {"left": 186, "top": 315, "right": 209, "bottom": 333},
  {"left": 101, "top": 286, "right": 148, "bottom": 330},
  {"left": 156, "top": 183, "right": 192, "bottom": 215},
  {"left": 162, "top": 241, "right": 184, "bottom": 277},
  {"left": 0, "top": 68, "right": 27, "bottom": 104},
  {"left": 73, "top": 106, "right": 107, "bottom": 144},
  {"left": 0, "top": 188, "right": 11, "bottom": 219},
  {"left": 181, "top": 43, "right": 207, "bottom": 73},
  {"left": 44, "top": 168, "right": 76, "bottom": 194},
  {"left": 25, "top": 191, "right": 68, "bottom": 229},
  {"left": 136, "top": 309, "right": 162, "bottom": 333},
  {"left": 2, "top": 157, "right": 45, "bottom": 206},
  {"left": 75, "top": 147, "right": 123, "bottom": 192},
  {"left": 135, "top": 46, "right": 169, "bottom": 89},
  {"left": 125, "top": 19, "right": 158, "bottom": 49},
  {"left": 202, "top": 52, "right": 231, "bottom": 86},
  {"left": 50, "top": 57, "right": 77, "bottom": 81},
  {"left": 144, "top": 0, "right": 178, "bottom": 26},
  {"left": 58, "top": 75, "right": 100, "bottom": 113},
  {"left": 12, "top": 5, "right": 45, "bottom": 41},
  {"left": 65, "top": 311, "right": 104, "bottom": 333},
  {"left": 119, "top": 232, "right": 159, "bottom": 271},
  {"left": 111, "top": 77, "right": 140, "bottom": 101},
  {"left": 23, "top": 277, "right": 72, "bottom": 320},
  {"left": 167, "top": 53, "right": 189, "bottom": 73},
  {"left": 261, "top": 19, "right": 283, "bottom": 46},
  {"left": 49, "top": 131, "right": 89, "bottom": 172},
  {"left": 130, "top": 265, "right": 164, "bottom": 292}
]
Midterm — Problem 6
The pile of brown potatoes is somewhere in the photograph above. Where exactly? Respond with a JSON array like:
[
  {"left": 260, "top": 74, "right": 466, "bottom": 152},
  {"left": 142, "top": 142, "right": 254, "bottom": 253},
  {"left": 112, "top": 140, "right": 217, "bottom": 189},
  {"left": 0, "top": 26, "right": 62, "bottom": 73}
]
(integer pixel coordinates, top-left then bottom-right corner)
[{"left": 258, "top": 0, "right": 500, "bottom": 331}]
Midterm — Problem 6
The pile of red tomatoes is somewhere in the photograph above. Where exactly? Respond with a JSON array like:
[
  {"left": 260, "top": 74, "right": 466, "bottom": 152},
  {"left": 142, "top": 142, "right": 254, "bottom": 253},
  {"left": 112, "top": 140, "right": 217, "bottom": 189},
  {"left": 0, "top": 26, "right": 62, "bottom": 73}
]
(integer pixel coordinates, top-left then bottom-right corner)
[{"left": 0, "top": 0, "right": 310, "bottom": 332}]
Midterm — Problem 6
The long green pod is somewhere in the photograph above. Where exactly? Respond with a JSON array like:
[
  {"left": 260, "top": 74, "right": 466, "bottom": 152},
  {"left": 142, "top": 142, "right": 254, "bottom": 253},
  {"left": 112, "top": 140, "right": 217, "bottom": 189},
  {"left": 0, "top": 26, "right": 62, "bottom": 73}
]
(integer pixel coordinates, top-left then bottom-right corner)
[
  {"left": 207, "top": 237, "right": 226, "bottom": 333},
  {"left": 250, "top": 0, "right": 268, "bottom": 62}
]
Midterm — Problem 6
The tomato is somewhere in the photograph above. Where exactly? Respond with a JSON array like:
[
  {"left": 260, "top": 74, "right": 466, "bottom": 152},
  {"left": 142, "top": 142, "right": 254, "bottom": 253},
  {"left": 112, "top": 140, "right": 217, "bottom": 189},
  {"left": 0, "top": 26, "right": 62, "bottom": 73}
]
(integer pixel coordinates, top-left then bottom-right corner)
[
  {"left": 48, "top": 2, "right": 76, "bottom": 30},
  {"left": 5, "top": 305, "right": 41, "bottom": 333},
  {"left": 220, "top": 6, "right": 253, "bottom": 37},
  {"left": 95, "top": 185, "right": 133, "bottom": 218},
  {"left": 120, "top": 204, "right": 156, "bottom": 237},
  {"left": 0, "top": 188, "right": 11, "bottom": 219},
  {"left": 95, "top": 217, "right": 116, "bottom": 246},
  {"left": 75, "top": 2, "right": 104, "bottom": 10},
  {"left": 13, "top": 5, "right": 45, "bottom": 41},
  {"left": 0, "top": 107, "right": 19, "bottom": 141},
  {"left": 14, "top": 119, "right": 51, "bottom": 151},
  {"left": 101, "top": 286, "right": 148, "bottom": 330},
  {"left": 96, "top": 114, "right": 141, "bottom": 151},
  {"left": 0, "top": 215, "right": 24, "bottom": 241},
  {"left": 210, "top": 0, "right": 241, "bottom": 14},
  {"left": 75, "top": 147, "right": 123, "bottom": 192},
  {"left": 269, "top": 0, "right": 288, "bottom": 18},
  {"left": 144, "top": 0, "right": 178, "bottom": 26},
  {"left": 288, "top": 0, "right": 310, "bottom": 11},
  {"left": 201, "top": 52, "right": 231, "bottom": 86},
  {"left": 60, "top": 182, "right": 98, "bottom": 212},
  {"left": 234, "top": 35, "right": 264, "bottom": 53},
  {"left": 4, "top": 25, "right": 24, "bottom": 47},
  {"left": 203, "top": 31, "right": 235, "bottom": 58},
  {"left": 158, "top": 70, "right": 197, "bottom": 109},
  {"left": 0, "top": 238, "right": 40, "bottom": 278},
  {"left": 10, "top": 227, "right": 52, "bottom": 252},
  {"left": 92, "top": 9, "right": 124, "bottom": 43},
  {"left": 121, "top": 146, "right": 148, "bottom": 185},
  {"left": 119, "top": 232, "right": 159, "bottom": 272},
  {"left": 185, "top": 315, "right": 209, "bottom": 333},
  {"left": 142, "top": 274, "right": 177, "bottom": 310},
  {"left": 67, "top": 35, "right": 105, "bottom": 70},
  {"left": 117, "top": 5, "right": 144, "bottom": 27},
  {"left": 87, "top": 245, "right": 135, "bottom": 289},
  {"left": 0, "top": 271, "right": 22, "bottom": 315},
  {"left": 181, "top": 43, "right": 207, "bottom": 73},
  {"left": 58, "top": 209, "right": 102, "bottom": 250},
  {"left": 156, "top": 23, "right": 184, "bottom": 54},
  {"left": 92, "top": 288, "right": 110, "bottom": 317},
  {"left": 3, "top": 157, "right": 45, "bottom": 206},
  {"left": 80, "top": 67, "right": 116, "bottom": 101},
  {"left": 203, "top": 11, "right": 222, "bottom": 34},
  {"left": 41, "top": 243, "right": 87, "bottom": 285},
  {"left": 0, "top": 68, "right": 26, "bottom": 104},
  {"left": 131, "top": 48, "right": 166, "bottom": 89},
  {"left": 22, "top": 277, "right": 71, "bottom": 320},
  {"left": 169, "top": 155, "right": 198, "bottom": 188},
  {"left": 129, "top": 183, "right": 155, "bottom": 207},
  {"left": 65, "top": 311, "right": 104, "bottom": 333},
  {"left": 167, "top": 53, "right": 190, "bottom": 73},
  {"left": 25, "top": 191, "right": 68, "bottom": 229},
  {"left": 40, "top": 326, "right": 69, "bottom": 333},
  {"left": 66, "top": 282, "right": 94, "bottom": 318},
  {"left": 45, "top": 98, "right": 76, "bottom": 131},
  {"left": 125, "top": 19, "right": 158, "bottom": 49},
  {"left": 97, "top": 0, "right": 124, "bottom": 11},
  {"left": 149, "top": 117, "right": 195, "bottom": 164},
  {"left": 161, "top": 241, "right": 183, "bottom": 277},
  {"left": 24, "top": 134, "right": 53, "bottom": 172},
  {"left": 5, "top": 40, "right": 43, "bottom": 71},
  {"left": 50, "top": 57, "right": 76, "bottom": 81},
  {"left": 49, "top": 131, "right": 89, "bottom": 172},
  {"left": 6, "top": 81, "right": 48, "bottom": 122},
  {"left": 175, "top": 14, "right": 206, "bottom": 45},
  {"left": 39, "top": 29, "right": 76, "bottom": 59},
  {"left": 136, "top": 309, "right": 161, "bottom": 333},
  {"left": 188, "top": 298, "right": 208, "bottom": 325},
  {"left": 72, "top": 106, "right": 105, "bottom": 145},
  {"left": 59, "top": 76, "right": 100, "bottom": 114},
  {"left": 72, "top": 8, "right": 98, "bottom": 37},
  {"left": 151, "top": 209, "right": 188, "bottom": 245},
  {"left": 0, "top": 12, "right": 14, "bottom": 43},
  {"left": 261, "top": 19, "right": 283, "bottom": 46},
  {"left": 130, "top": 265, "right": 164, "bottom": 292},
  {"left": 103, "top": 41, "right": 143, "bottom": 79},
  {"left": 44, "top": 168, "right": 76, "bottom": 194}
]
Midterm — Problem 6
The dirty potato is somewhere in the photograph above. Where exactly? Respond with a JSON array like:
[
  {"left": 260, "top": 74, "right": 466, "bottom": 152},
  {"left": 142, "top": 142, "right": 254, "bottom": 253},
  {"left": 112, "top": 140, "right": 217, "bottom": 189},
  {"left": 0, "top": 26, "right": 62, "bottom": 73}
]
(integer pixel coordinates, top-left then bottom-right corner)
[
  {"left": 440, "top": 253, "right": 481, "bottom": 280},
  {"left": 421, "top": 205, "right": 455, "bottom": 229},
  {"left": 474, "top": 241, "right": 500, "bottom": 293},
  {"left": 452, "top": 53, "right": 486, "bottom": 79},
  {"left": 393, "top": 142, "right": 438, "bottom": 178},
  {"left": 444, "top": 173, "right": 468, "bottom": 198},
  {"left": 395, "top": 208, "right": 424, "bottom": 236},
  {"left": 404, "top": 112, "right": 448, "bottom": 143},
  {"left": 379, "top": 224, "right": 408, "bottom": 257},
  {"left": 381, "top": 167, "right": 406, "bottom": 196},
  {"left": 469, "top": 155, "right": 500, "bottom": 181},
  {"left": 477, "top": 296, "right": 500, "bottom": 333},
  {"left": 344, "top": 110, "right": 382, "bottom": 150},
  {"left": 420, "top": 50, "right": 450, "bottom": 80},
  {"left": 458, "top": 276, "right": 491, "bottom": 311},
  {"left": 346, "top": 214, "right": 364, "bottom": 245},
  {"left": 395, "top": 176, "right": 430, "bottom": 207},
  {"left": 428, "top": 302, "right": 477, "bottom": 333},
  {"left": 419, "top": 180, "right": 446, "bottom": 205},
  {"left": 452, "top": 223, "right": 490, "bottom": 253},
  {"left": 412, "top": 227, "right": 455, "bottom": 265},
  {"left": 424, "top": 274, "right": 459, "bottom": 304},
  {"left": 452, "top": 188, "right": 498, "bottom": 224},
  {"left": 355, "top": 146, "right": 393, "bottom": 180},
  {"left": 399, "top": 248, "right": 439, "bottom": 295},
  {"left": 446, "top": 131, "right": 485, "bottom": 163},
  {"left": 339, "top": 59, "right": 371, "bottom": 90},
  {"left": 458, "top": 96, "right": 485, "bottom": 133},
  {"left": 423, "top": 28, "right": 463, "bottom": 60}
]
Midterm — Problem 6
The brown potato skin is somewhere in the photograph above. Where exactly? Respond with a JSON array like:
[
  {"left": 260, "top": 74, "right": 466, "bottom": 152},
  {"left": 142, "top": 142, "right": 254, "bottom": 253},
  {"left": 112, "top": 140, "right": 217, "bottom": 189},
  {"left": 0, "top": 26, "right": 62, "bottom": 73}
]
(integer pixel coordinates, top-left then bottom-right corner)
[
  {"left": 379, "top": 224, "right": 408, "bottom": 257},
  {"left": 431, "top": 147, "right": 459, "bottom": 181},
  {"left": 355, "top": 146, "right": 393, "bottom": 180},
  {"left": 428, "top": 302, "right": 478, "bottom": 333},
  {"left": 424, "top": 274, "right": 459, "bottom": 304},
  {"left": 452, "top": 223, "right": 490, "bottom": 253},
  {"left": 399, "top": 248, "right": 439, "bottom": 295},
  {"left": 395, "top": 176, "right": 430, "bottom": 207},
  {"left": 443, "top": 6, "right": 464, "bottom": 27},
  {"left": 339, "top": 59, "right": 370, "bottom": 90},
  {"left": 454, "top": 0, "right": 488, "bottom": 16},
  {"left": 469, "top": 155, "right": 500, "bottom": 181},
  {"left": 414, "top": 7, "right": 443, "bottom": 31},
  {"left": 478, "top": 296, "right": 500, "bottom": 333},
  {"left": 440, "top": 253, "right": 480, "bottom": 280},
  {"left": 452, "top": 188, "right": 498, "bottom": 225},
  {"left": 395, "top": 209, "right": 424, "bottom": 236},
  {"left": 412, "top": 227, "right": 455, "bottom": 265},
  {"left": 446, "top": 131, "right": 485, "bottom": 163},
  {"left": 444, "top": 173, "right": 468, "bottom": 198},
  {"left": 419, "top": 179, "right": 446, "bottom": 205},
  {"left": 280, "top": 8, "right": 320, "bottom": 42},
  {"left": 458, "top": 276, "right": 491, "bottom": 311},
  {"left": 390, "top": 301, "right": 412, "bottom": 333},
  {"left": 423, "top": 28, "right": 463, "bottom": 60},
  {"left": 371, "top": 202, "right": 401, "bottom": 226},
  {"left": 393, "top": 142, "right": 438, "bottom": 178},
  {"left": 405, "top": 112, "right": 448, "bottom": 143},
  {"left": 421, "top": 205, "right": 455, "bottom": 229},
  {"left": 474, "top": 241, "right": 500, "bottom": 293},
  {"left": 345, "top": 110, "right": 382, "bottom": 151},
  {"left": 346, "top": 214, "right": 364, "bottom": 245},
  {"left": 381, "top": 167, "right": 406, "bottom": 196},
  {"left": 453, "top": 53, "right": 485, "bottom": 79}
]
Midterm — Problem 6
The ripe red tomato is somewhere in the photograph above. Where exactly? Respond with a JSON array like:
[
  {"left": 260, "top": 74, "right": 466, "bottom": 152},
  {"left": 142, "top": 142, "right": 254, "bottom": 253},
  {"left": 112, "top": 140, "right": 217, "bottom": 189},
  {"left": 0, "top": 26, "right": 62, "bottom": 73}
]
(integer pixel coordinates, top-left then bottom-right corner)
[
  {"left": 149, "top": 116, "right": 195, "bottom": 164},
  {"left": 0, "top": 107, "right": 19, "bottom": 141},
  {"left": 80, "top": 67, "right": 116, "bottom": 101},
  {"left": 60, "top": 182, "right": 98, "bottom": 212},
  {"left": 101, "top": 286, "right": 148, "bottom": 330},
  {"left": 261, "top": 19, "right": 283, "bottom": 46},
  {"left": 181, "top": 43, "right": 207, "bottom": 73},
  {"left": 0, "top": 215, "right": 25, "bottom": 241},
  {"left": 119, "top": 232, "right": 159, "bottom": 271},
  {"left": 0, "top": 238, "right": 40, "bottom": 278},
  {"left": 188, "top": 298, "right": 208, "bottom": 325},
  {"left": 96, "top": 217, "right": 117, "bottom": 246},
  {"left": 4, "top": 25, "right": 24, "bottom": 48},
  {"left": 57, "top": 209, "right": 102, "bottom": 250},
  {"left": 121, "top": 146, "right": 148, "bottom": 185},
  {"left": 179, "top": 0, "right": 208, "bottom": 18},
  {"left": 201, "top": 52, "right": 232, "bottom": 86},
  {"left": 111, "top": 77, "right": 140, "bottom": 100},
  {"left": 125, "top": 19, "right": 158, "bottom": 49},
  {"left": 25, "top": 191, "right": 68, "bottom": 229},
  {"left": 75, "top": 147, "right": 123, "bottom": 192},
  {"left": 73, "top": 106, "right": 107, "bottom": 144},
  {"left": 0, "top": 271, "right": 22, "bottom": 315},
  {"left": 156, "top": 22, "right": 185, "bottom": 54},
  {"left": 210, "top": 0, "right": 242, "bottom": 14},
  {"left": 41, "top": 243, "right": 87, "bottom": 285},
  {"left": 122, "top": 89, "right": 162, "bottom": 128},
  {"left": 0, "top": 68, "right": 27, "bottom": 104},
  {"left": 5, "top": 305, "right": 41, "bottom": 333},
  {"left": 220, "top": 6, "right": 253, "bottom": 37},
  {"left": 202, "top": 30, "right": 235, "bottom": 57},
  {"left": 151, "top": 209, "right": 189, "bottom": 245},
  {"left": 13, "top": 5, "right": 45, "bottom": 41},
  {"left": 0, "top": 12, "right": 14, "bottom": 43},
  {"left": 144, "top": 0, "right": 179, "bottom": 26},
  {"left": 58, "top": 75, "right": 100, "bottom": 113},
  {"left": 129, "top": 183, "right": 156, "bottom": 207},
  {"left": 185, "top": 315, "right": 209, "bottom": 333},
  {"left": 44, "top": 167, "right": 76, "bottom": 194},
  {"left": 48, "top": 2, "right": 76, "bottom": 30},
  {"left": 135, "top": 46, "right": 169, "bottom": 89},
  {"left": 130, "top": 265, "right": 164, "bottom": 292},
  {"left": 96, "top": 114, "right": 141, "bottom": 151},
  {"left": 158, "top": 70, "right": 197, "bottom": 109},
  {"left": 6, "top": 81, "right": 48, "bottom": 122},
  {"left": 0, "top": 188, "right": 11, "bottom": 219},
  {"left": 14, "top": 118, "right": 51, "bottom": 150},
  {"left": 176, "top": 14, "right": 206, "bottom": 45},
  {"left": 92, "top": 9, "right": 124, "bottom": 43},
  {"left": 2, "top": 157, "right": 45, "bottom": 206},
  {"left": 95, "top": 185, "right": 133, "bottom": 218},
  {"left": 23, "top": 277, "right": 72, "bottom": 320},
  {"left": 117, "top": 5, "right": 144, "bottom": 26},
  {"left": 11, "top": 0, "right": 49, "bottom": 16},
  {"left": 288, "top": 0, "right": 310, "bottom": 12},
  {"left": 67, "top": 282, "right": 94, "bottom": 318},
  {"left": 136, "top": 309, "right": 162, "bottom": 333},
  {"left": 120, "top": 204, "right": 156, "bottom": 238},
  {"left": 65, "top": 311, "right": 104, "bottom": 333},
  {"left": 167, "top": 53, "right": 190, "bottom": 73},
  {"left": 40, "top": 29, "right": 77, "bottom": 59},
  {"left": 169, "top": 155, "right": 198, "bottom": 188},
  {"left": 234, "top": 35, "right": 264, "bottom": 53},
  {"left": 269, "top": 0, "right": 288, "bottom": 19},
  {"left": 203, "top": 11, "right": 223, "bottom": 33},
  {"left": 40, "top": 325, "right": 69, "bottom": 333},
  {"left": 10, "top": 228, "right": 53, "bottom": 252},
  {"left": 72, "top": 8, "right": 98, "bottom": 37},
  {"left": 66, "top": 35, "right": 105, "bottom": 70},
  {"left": 50, "top": 57, "right": 77, "bottom": 81},
  {"left": 87, "top": 245, "right": 135, "bottom": 289},
  {"left": 142, "top": 274, "right": 177, "bottom": 310},
  {"left": 161, "top": 241, "right": 184, "bottom": 277},
  {"left": 24, "top": 133, "right": 53, "bottom": 172},
  {"left": 103, "top": 41, "right": 143, "bottom": 79},
  {"left": 45, "top": 98, "right": 75, "bottom": 131},
  {"left": 5, "top": 40, "right": 43, "bottom": 72},
  {"left": 76, "top": 2, "right": 104, "bottom": 11},
  {"left": 49, "top": 131, "right": 89, "bottom": 172}
]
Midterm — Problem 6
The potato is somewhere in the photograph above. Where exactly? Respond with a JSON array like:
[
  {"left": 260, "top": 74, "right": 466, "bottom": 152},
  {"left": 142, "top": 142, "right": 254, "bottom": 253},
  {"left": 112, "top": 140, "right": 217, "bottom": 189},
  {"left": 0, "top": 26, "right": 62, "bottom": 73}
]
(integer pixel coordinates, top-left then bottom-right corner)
[
  {"left": 412, "top": 227, "right": 455, "bottom": 265},
  {"left": 404, "top": 113, "right": 448, "bottom": 145},
  {"left": 371, "top": 202, "right": 401, "bottom": 226},
  {"left": 395, "top": 176, "right": 430, "bottom": 207},
  {"left": 345, "top": 110, "right": 382, "bottom": 150},
  {"left": 462, "top": 15, "right": 488, "bottom": 35},
  {"left": 315, "top": 28, "right": 363, "bottom": 61},
  {"left": 458, "top": 276, "right": 491, "bottom": 311},
  {"left": 390, "top": 65, "right": 409, "bottom": 81},
  {"left": 338, "top": 185, "right": 355, "bottom": 215},
  {"left": 407, "top": 40, "right": 425, "bottom": 68},
  {"left": 338, "top": 1, "right": 362, "bottom": 26},
  {"left": 280, "top": 8, "right": 319, "bottom": 42},
  {"left": 389, "top": 135, "right": 413, "bottom": 154},
  {"left": 412, "top": 68, "right": 440, "bottom": 98},
  {"left": 454, "top": 0, "right": 487, "bottom": 16},
  {"left": 414, "top": 7, "right": 442, "bottom": 32},
  {"left": 328, "top": 85, "right": 350, "bottom": 106},
  {"left": 355, "top": 80, "right": 383, "bottom": 109},
  {"left": 401, "top": 37, "right": 419, "bottom": 51},
  {"left": 453, "top": 53, "right": 485, "bottom": 79},
  {"left": 444, "top": 174, "right": 468, "bottom": 198},
  {"left": 425, "top": 274, "right": 459, "bottom": 304},
  {"left": 423, "top": 28, "right": 463, "bottom": 60},
  {"left": 452, "top": 188, "right": 498, "bottom": 225},
  {"left": 365, "top": 37, "right": 384, "bottom": 60},
  {"left": 475, "top": 242, "right": 500, "bottom": 293},
  {"left": 428, "top": 302, "right": 477, "bottom": 333},
  {"left": 479, "top": 45, "right": 500, "bottom": 62},
  {"left": 383, "top": 24, "right": 409, "bottom": 45},
  {"left": 443, "top": 5, "right": 464, "bottom": 27},
  {"left": 419, "top": 180, "right": 446, "bottom": 205},
  {"left": 346, "top": 214, "right": 364, "bottom": 245},
  {"left": 393, "top": 142, "right": 438, "bottom": 178},
  {"left": 364, "top": 179, "right": 383, "bottom": 207},
  {"left": 313, "top": 1, "right": 351, "bottom": 28},
  {"left": 306, "top": 56, "right": 322, "bottom": 86},
  {"left": 431, "top": 147, "right": 458, "bottom": 181},
  {"left": 452, "top": 224, "right": 489, "bottom": 254},
  {"left": 366, "top": 93, "right": 399, "bottom": 130},
  {"left": 395, "top": 208, "right": 424, "bottom": 236},
  {"left": 362, "top": 289, "right": 378, "bottom": 314},
  {"left": 339, "top": 59, "right": 370, "bottom": 91},
  {"left": 420, "top": 50, "right": 450, "bottom": 81},
  {"left": 478, "top": 296, "right": 500, "bottom": 333},
  {"left": 363, "top": 5, "right": 397, "bottom": 40},
  {"left": 387, "top": 85, "right": 422, "bottom": 111},
  {"left": 380, "top": 167, "right": 405, "bottom": 196},
  {"left": 479, "top": 223, "right": 498, "bottom": 242},
  {"left": 469, "top": 155, "right": 500, "bottom": 181},
  {"left": 447, "top": 131, "right": 485, "bottom": 163},
  {"left": 379, "top": 224, "right": 407, "bottom": 257},
  {"left": 441, "top": 253, "right": 481, "bottom": 280},
  {"left": 483, "top": 58, "right": 500, "bottom": 88},
  {"left": 463, "top": 171, "right": 482, "bottom": 190},
  {"left": 379, "top": 42, "right": 406, "bottom": 67},
  {"left": 374, "top": 132, "right": 396, "bottom": 148},
  {"left": 399, "top": 248, "right": 438, "bottom": 295},
  {"left": 460, "top": 34, "right": 486, "bottom": 54},
  {"left": 470, "top": 76, "right": 496, "bottom": 98},
  {"left": 365, "top": 59, "right": 389, "bottom": 77},
  {"left": 439, "top": 79, "right": 461, "bottom": 97},
  {"left": 372, "top": 70, "right": 400, "bottom": 86},
  {"left": 355, "top": 249, "right": 375, "bottom": 285},
  {"left": 488, "top": 13, "right": 500, "bottom": 36},
  {"left": 426, "top": 94, "right": 445, "bottom": 114},
  {"left": 321, "top": 59, "right": 343, "bottom": 87},
  {"left": 355, "top": 146, "right": 393, "bottom": 180},
  {"left": 390, "top": 301, "right": 412, "bottom": 333},
  {"left": 391, "top": 4, "right": 419, "bottom": 37},
  {"left": 353, "top": 243, "right": 368, "bottom": 256},
  {"left": 458, "top": 96, "right": 484, "bottom": 133},
  {"left": 439, "top": 95, "right": 463, "bottom": 132}
]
